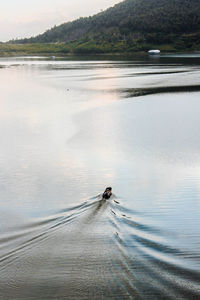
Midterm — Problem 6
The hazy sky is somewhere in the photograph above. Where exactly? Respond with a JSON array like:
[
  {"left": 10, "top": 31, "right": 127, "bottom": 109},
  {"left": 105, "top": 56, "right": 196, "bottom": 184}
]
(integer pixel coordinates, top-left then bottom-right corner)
[{"left": 0, "top": 0, "right": 121, "bottom": 42}]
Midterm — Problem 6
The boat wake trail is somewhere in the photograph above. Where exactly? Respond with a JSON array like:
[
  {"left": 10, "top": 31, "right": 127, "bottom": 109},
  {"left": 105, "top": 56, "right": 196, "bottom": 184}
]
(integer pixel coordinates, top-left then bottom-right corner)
[{"left": 0, "top": 196, "right": 199, "bottom": 299}]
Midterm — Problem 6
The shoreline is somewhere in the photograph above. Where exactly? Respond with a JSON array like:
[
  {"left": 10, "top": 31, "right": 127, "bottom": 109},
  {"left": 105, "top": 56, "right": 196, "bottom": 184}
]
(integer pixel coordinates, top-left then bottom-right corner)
[
  {"left": 1, "top": 42, "right": 200, "bottom": 58},
  {"left": 1, "top": 51, "right": 200, "bottom": 59}
]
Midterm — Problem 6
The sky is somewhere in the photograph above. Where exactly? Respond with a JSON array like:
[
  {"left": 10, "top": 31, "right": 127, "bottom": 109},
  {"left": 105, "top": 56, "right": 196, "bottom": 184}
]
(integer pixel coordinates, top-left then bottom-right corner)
[{"left": 0, "top": 0, "right": 121, "bottom": 42}]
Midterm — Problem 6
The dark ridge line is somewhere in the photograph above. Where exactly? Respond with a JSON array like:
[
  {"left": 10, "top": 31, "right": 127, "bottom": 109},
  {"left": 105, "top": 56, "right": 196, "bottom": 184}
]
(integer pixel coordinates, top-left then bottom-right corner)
[
  {"left": 82, "top": 70, "right": 189, "bottom": 81},
  {"left": 122, "top": 84, "right": 200, "bottom": 98},
  {"left": 134, "top": 70, "right": 189, "bottom": 76}
]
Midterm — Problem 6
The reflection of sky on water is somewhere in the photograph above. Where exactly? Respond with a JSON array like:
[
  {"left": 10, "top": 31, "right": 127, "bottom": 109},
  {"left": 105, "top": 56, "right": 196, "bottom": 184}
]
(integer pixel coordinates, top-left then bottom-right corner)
[
  {"left": 0, "top": 56, "right": 200, "bottom": 299},
  {"left": 0, "top": 58, "right": 200, "bottom": 234}
]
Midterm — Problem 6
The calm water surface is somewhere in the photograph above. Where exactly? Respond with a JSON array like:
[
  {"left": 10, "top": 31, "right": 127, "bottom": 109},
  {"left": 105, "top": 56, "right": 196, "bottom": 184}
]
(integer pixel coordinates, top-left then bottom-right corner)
[{"left": 0, "top": 54, "right": 200, "bottom": 299}]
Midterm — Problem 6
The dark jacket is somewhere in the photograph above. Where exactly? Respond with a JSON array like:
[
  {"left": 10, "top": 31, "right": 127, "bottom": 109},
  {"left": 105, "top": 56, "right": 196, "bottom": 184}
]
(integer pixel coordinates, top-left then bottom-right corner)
[{"left": 102, "top": 191, "right": 111, "bottom": 199}]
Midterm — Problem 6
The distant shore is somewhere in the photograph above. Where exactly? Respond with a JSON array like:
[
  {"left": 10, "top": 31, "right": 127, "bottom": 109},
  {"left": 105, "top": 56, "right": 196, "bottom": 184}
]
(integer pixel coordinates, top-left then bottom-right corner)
[{"left": 1, "top": 42, "right": 199, "bottom": 57}]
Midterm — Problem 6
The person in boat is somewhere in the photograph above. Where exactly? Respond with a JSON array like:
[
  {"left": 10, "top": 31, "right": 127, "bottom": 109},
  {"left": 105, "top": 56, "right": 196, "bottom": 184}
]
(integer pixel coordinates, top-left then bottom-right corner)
[{"left": 102, "top": 187, "right": 112, "bottom": 199}]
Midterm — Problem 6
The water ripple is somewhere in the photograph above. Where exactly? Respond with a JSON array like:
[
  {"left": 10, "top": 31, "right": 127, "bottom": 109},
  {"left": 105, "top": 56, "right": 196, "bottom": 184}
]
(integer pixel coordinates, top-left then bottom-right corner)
[{"left": 0, "top": 196, "right": 199, "bottom": 299}]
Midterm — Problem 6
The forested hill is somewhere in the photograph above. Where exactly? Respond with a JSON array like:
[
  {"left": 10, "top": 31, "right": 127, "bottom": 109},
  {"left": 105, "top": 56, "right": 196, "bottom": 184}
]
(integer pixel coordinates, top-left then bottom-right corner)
[{"left": 10, "top": 0, "right": 200, "bottom": 52}]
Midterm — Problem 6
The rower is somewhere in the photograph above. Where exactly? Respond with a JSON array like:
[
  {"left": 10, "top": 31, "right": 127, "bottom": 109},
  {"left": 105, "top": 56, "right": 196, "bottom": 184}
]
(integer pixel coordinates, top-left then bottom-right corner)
[{"left": 102, "top": 187, "right": 112, "bottom": 199}]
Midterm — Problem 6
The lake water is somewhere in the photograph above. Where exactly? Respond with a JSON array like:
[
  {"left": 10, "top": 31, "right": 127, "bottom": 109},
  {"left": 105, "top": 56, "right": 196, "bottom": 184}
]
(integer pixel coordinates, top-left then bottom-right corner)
[{"left": 0, "top": 54, "right": 200, "bottom": 299}]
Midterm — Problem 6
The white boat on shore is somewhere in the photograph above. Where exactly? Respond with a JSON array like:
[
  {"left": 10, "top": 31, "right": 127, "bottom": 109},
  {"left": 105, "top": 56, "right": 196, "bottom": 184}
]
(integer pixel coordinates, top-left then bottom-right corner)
[{"left": 148, "top": 50, "right": 160, "bottom": 55}]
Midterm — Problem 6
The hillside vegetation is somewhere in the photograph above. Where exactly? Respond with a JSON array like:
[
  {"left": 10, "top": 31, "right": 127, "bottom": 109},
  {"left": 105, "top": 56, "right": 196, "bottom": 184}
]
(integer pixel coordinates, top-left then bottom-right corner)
[{"left": 7, "top": 0, "right": 200, "bottom": 54}]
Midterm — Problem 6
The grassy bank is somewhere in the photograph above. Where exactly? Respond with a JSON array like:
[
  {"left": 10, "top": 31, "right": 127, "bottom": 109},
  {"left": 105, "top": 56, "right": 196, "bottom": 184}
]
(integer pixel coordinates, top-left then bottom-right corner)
[
  {"left": 0, "top": 40, "right": 200, "bottom": 57},
  {"left": 0, "top": 43, "right": 70, "bottom": 56}
]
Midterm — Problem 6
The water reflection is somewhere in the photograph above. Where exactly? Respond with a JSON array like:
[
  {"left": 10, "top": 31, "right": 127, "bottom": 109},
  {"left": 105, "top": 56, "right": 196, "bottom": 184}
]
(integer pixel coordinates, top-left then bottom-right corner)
[{"left": 0, "top": 55, "right": 200, "bottom": 299}]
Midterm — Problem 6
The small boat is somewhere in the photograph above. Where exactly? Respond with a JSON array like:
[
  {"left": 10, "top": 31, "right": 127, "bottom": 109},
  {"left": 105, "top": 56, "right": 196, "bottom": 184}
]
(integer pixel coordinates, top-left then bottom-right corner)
[{"left": 148, "top": 50, "right": 160, "bottom": 55}]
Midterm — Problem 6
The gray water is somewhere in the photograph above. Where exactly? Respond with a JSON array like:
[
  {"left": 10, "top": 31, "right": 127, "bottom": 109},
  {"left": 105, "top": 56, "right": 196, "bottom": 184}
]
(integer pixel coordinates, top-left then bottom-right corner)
[{"left": 0, "top": 54, "right": 200, "bottom": 299}]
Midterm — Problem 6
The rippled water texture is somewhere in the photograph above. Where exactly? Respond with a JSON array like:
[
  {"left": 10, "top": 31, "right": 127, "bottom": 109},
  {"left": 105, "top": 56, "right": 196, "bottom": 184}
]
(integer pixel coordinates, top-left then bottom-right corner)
[{"left": 0, "top": 54, "right": 200, "bottom": 299}]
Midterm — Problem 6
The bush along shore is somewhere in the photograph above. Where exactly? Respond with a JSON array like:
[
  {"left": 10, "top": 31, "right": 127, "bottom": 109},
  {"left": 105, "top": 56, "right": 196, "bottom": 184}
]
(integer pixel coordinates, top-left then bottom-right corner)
[{"left": 1, "top": 37, "right": 200, "bottom": 57}]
